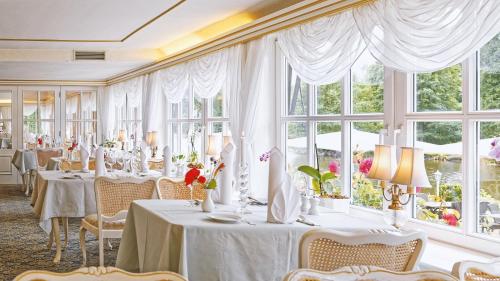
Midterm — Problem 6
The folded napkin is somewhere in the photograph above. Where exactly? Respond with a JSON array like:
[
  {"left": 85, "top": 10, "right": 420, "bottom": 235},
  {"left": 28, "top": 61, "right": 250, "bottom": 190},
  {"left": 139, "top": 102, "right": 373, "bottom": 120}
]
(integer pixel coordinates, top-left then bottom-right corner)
[
  {"left": 163, "top": 145, "right": 172, "bottom": 176},
  {"left": 213, "top": 142, "right": 235, "bottom": 205},
  {"left": 140, "top": 142, "right": 149, "bottom": 173},
  {"left": 267, "top": 147, "right": 300, "bottom": 224},
  {"left": 79, "top": 143, "right": 90, "bottom": 172},
  {"left": 95, "top": 147, "right": 106, "bottom": 177}
]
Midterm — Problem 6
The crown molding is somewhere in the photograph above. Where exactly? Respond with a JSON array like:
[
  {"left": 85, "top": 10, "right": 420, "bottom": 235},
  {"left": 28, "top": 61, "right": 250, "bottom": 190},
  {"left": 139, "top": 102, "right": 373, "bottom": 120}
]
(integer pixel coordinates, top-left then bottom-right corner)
[
  {"left": 0, "top": 80, "right": 106, "bottom": 86},
  {"left": 106, "top": 0, "right": 373, "bottom": 85},
  {"left": 0, "top": 0, "right": 185, "bottom": 43}
]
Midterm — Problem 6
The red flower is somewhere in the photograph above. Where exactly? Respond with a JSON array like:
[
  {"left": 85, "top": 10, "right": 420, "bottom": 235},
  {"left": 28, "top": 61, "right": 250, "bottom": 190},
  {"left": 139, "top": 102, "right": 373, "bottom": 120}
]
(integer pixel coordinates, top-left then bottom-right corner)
[
  {"left": 184, "top": 168, "right": 201, "bottom": 186},
  {"left": 38, "top": 138, "right": 43, "bottom": 145},
  {"left": 442, "top": 213, "right": 458, "bottom": 226},
  {"left": 198, "top": 176, "right": 207, "bottom": 184},
  {"left": 359, "top": 158, "right": 373, "bottom": 175},
  {"left": 328, "top": 161, "right": 340, "bottom": 174}
]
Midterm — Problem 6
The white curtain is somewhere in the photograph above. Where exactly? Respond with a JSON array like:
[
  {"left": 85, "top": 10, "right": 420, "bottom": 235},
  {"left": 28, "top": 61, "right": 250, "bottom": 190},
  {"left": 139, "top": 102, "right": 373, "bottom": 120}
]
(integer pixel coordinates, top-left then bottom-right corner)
[
  {"left": 354, "top": 0, "right": 500, "bottom": 72},
  {"left": 277, "top": 11, "right": 366, "bottom": 85},
  {"left": 124, "top": 76, "right": 143, "bottom": 109},
  {"left": 23, "top": 104, "right": 37, "bottom": 117},
  {"left": 237, "top": 35, "right": 275, "bottom": 197},
  {"left": 158, "top": 63, "right": 189, "bottom": 104},
  {"left": 66, "top": 95, "right": 79, "bottom": 116},
  {"left": 189, "top": 48, "right": 229, "bottom": 99},
  {"left": 142, "top": 72, "right": 161, "bottom": 140},
  {"left": 101, "top": 86, "right": 116, "bottom": 140}
]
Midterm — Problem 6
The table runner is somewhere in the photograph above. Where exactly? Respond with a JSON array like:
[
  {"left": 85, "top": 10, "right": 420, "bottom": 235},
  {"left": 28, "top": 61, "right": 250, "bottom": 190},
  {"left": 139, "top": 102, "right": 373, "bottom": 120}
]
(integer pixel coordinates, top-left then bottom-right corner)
[{"left": 116, "top": 200, "right": 392, "bottom": 281}]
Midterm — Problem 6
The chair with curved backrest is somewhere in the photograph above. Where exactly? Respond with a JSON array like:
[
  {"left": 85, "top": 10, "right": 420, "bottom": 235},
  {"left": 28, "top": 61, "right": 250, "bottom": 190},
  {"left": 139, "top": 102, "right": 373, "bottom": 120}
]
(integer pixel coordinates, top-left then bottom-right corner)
[
  {"left": 156, "top": 176, "right": 206, "bottom": 200},
  {"left": 284, "top": 265, "right": 458, "bottom": 281},
  {"left": 14, "top": 266, "right": 187, "bottom": 281},
  {"left": 60, "top": 159, "right": 96, "bottom": 171},
  {"left": 36, "top": 149, "right": 62, "bottom": 168},
  {"left": 452, "top": 259, "right": 500, "bottom": 281},
  {"left": 299, "top": 229, "right": 426, "bottom": 272},
  {"left": 79, "top": 177, "right": 156, "bottom": 266}
]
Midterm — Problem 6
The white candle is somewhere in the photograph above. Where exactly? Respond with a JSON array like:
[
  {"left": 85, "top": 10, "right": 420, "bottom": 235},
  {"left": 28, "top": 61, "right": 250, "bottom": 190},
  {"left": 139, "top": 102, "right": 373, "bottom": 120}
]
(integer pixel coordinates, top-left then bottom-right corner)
[{"left": 240, "top": 131, "right": 246, "bottom": 164}]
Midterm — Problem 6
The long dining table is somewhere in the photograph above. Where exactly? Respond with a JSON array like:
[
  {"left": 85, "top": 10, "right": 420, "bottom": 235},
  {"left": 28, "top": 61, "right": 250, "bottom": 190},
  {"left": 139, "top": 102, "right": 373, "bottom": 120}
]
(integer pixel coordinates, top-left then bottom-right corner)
[
  {"left": 31, "top": 169, "right": 162, "bottom": 263},
  {"left": 115, "top": 200, "right": 394, "bottom": 281}
]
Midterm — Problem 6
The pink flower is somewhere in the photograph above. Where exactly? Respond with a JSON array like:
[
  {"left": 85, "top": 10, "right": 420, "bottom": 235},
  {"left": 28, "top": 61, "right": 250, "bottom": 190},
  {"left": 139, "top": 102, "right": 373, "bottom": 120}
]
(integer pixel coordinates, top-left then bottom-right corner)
[
  {"left": 328, "top": 161, "right": 340, "bottom": 174},
  {"left": 359, "top": 158, "right": 373, "bottom": 175},
  {"left": 442, "top": 213, "right": 458, "bottom": 226}
]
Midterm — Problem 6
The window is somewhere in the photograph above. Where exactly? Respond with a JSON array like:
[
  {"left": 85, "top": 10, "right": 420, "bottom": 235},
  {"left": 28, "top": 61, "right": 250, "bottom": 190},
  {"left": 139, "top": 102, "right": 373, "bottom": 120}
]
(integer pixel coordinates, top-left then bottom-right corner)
[
  {"left": 115, "top": 95, "right": 142, "bottom": 146},
  {"left": 167, "top": 90, "right": 229, "bottom": 162},
  {"left": 64, "top": 90, "right": 97, "bottom": 144},
  {"left": 22, "top": 90, "right": 56, "bottom": 147},
  {"left": 281, "top": 51, "right": 385, "bottom": 205},
  {"left": 0, "top": 91, "right": 12, "bottom": 149}
]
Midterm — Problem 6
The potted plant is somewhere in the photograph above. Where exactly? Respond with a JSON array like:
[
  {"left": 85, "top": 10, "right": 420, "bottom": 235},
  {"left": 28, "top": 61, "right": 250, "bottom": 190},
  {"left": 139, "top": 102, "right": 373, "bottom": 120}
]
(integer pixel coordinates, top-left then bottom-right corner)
[
  {"left": 184, "top": 161, "right": 225, "bottom": 212},
  {"left": 298, "top": 144, "right": 350, "bottom": 213},
  {"left": 172, "top": 153, "right": 186, "bottom": 177}
]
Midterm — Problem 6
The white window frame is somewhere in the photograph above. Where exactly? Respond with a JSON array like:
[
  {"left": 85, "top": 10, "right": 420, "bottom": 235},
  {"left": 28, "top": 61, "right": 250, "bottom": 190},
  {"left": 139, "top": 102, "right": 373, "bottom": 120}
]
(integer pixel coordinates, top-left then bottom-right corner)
[{"left": 61, "top": 86, "right": 98, "bottom": 144}]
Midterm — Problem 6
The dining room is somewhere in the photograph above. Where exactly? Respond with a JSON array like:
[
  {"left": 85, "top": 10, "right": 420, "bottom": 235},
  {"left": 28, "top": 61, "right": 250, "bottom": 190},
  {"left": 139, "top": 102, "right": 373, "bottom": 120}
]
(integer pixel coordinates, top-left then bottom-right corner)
[{"left": 0, "top": 0, "right": 499, "bottom": 280}]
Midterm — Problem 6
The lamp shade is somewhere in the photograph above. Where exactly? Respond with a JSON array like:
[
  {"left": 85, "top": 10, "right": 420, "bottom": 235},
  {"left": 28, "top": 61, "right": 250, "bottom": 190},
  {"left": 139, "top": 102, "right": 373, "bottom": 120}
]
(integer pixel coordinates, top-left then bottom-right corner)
[
  {"left": 117, "top": 130, "right": 126, "bottom": 142},
  {"left": 146, "top": 131, "right": 157, "bottom": 146},
  {"left": 367, "top": 144, "right": 397, "bottom": 181},
  {"left": 391, "top": 147, "right": 431, "bottom": 189},
  {"left": 206, "top": 134, "right": 221, "bottom": 156},
  {"left": 223, "top": 135, "right": 232, "bottom": 148}
]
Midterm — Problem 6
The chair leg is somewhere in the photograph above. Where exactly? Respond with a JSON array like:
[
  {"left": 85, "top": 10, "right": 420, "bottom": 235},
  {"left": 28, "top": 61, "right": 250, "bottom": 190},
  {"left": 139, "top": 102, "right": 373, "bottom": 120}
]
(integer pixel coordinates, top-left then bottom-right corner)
[
  {"left": 62, "top": 217, "right": 69, "bottom": 248},
  {"left": 24, "top": 172, "right": 30, "bottom": 196},
  {"left": 98, "top": 235, "right": 104, "bottom": 267},
  {"left": 47, "top": 227, "right": 54, "bottom": 249},
  {"left": 52, "top": 217, "right": 62, "bottom": 263},
  {"left": 79, "top": 225, "right": 87, "bottom": 266}
]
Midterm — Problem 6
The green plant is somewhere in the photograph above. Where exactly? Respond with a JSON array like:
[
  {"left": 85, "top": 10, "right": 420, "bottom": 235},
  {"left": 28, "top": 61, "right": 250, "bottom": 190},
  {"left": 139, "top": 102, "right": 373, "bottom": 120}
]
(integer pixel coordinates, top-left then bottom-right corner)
[
  {"left": 298, "top": 165, "right": 336, "bottom": 196},
  {"left": 439, "top": 183, "right": 462, "bottom": 202},
  {"left": 171, "top": 154, "right": 185, "bottom": 164},
  {"left": 351, "top": 172, "right": 382, "bottom": 210}
]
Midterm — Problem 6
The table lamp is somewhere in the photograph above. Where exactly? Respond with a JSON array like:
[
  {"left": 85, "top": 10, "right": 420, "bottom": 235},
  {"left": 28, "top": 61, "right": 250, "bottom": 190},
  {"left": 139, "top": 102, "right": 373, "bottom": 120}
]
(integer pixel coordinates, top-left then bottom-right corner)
[
  {"left": 367, "top": 146, "right": 430, "bottom": 228},
  {"left": 206, "top": 134, "right": 221, "bottom": 163},
  {"left": 117, "top": 130, "right": 126, "bottom": 150},
  {"left": 223, "top": 135, "right": 232, "bottom": 148},
  {"left": 146, "top": 131, "right": 158, "bottom": 158}
]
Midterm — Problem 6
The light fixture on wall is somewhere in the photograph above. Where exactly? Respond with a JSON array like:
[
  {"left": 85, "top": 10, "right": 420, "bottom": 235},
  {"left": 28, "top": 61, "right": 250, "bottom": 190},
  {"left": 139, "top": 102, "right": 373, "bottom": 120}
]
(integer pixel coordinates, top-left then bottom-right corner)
[
  {"left": 367, "top": 146, "right": 431, "bottom": 228},
  {"left": 117, "top": 130, "right": 126, "bottom": 150},
  {"left": 146, "top": 131, "right": 158, "bottom": 158}
]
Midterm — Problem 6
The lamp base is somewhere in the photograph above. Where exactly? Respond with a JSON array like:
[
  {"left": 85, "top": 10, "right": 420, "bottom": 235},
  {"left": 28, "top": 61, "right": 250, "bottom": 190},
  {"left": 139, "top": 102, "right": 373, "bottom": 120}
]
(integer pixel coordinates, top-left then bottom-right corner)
[{"left": 383, "top": 208, "right": 409, "bottom": 229}]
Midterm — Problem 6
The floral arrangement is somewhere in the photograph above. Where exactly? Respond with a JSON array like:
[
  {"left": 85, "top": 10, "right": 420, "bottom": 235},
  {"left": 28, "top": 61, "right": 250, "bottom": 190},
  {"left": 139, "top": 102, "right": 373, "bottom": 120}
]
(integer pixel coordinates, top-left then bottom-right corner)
[
  {"left": 184, "top": 161, "right": 225, "bottom": 189},
  {"left": 489, "top": 138, "right": 500, "bottom": 161},
  {"left": 298, "top": 144, "right": 344, "bottom": 198},
  {"left": 37, "top": 136, "right": 43, "bottom": 145},
  {"left": 352, "top": 147, "right": 382, "bottom": 210},
  {"left": 171, "top": 153, "right": 185, "bottom": 164},
  {"left": 259, "top": 150, "right": 271, "bottom": 162},
  {"left": 68, "top": 140, "right": 78, "bottom": 152}
]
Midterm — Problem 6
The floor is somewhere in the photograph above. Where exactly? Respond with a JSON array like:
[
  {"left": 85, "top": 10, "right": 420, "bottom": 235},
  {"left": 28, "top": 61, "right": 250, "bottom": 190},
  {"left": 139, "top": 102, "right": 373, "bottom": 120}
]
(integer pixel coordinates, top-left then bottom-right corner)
[{"left": 0, "top": 185, "right": 119, "bottom": 281}]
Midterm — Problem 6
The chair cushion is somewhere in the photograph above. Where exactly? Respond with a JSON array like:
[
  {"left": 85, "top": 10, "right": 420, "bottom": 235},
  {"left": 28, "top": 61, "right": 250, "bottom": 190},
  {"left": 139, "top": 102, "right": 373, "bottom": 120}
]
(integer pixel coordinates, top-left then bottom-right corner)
[{"left": 83, "top": 214, "right": 125, "bottom": 230}]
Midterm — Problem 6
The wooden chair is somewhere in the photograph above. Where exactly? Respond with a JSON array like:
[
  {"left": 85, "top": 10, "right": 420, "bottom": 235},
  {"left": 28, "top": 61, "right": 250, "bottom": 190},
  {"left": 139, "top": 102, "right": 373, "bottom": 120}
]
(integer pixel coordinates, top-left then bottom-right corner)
[
  {"left": 452, "top": 259, "right": 500, "bottom": 281},
  {"left": 79, "top": 177, "right": 156, "bottom": 266},
  {"left": 60, "top": 159, "right": 96, "bottom": 171},
  {"left": 299, "top": 229, "right": 426, "bottom": 272},
  {"left": 284, "top": 265, "right": 458, "bottom": 281},
  {"left": 14, "top": 266, "right": 187, "bottom": 281},
  {"left": 156, "top": 176, "right": 206, "bottom": 200},
  {"left": 36, "top": 149, "right": 62, "bottom": 168}
]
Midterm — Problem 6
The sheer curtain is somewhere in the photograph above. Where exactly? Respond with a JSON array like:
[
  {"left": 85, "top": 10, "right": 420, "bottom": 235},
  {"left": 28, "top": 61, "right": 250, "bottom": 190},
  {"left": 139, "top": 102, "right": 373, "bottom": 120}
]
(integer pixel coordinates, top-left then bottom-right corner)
[
  {"left": 100, "top": 85, "right": 116, "bottom": 140},
  {"left": 158, "top": 63, "right": 190, "bottom": 104},
  {"left": 142, "top": 72, "right": 162, "bottom": 142},
  {"left": 189, "top": 48, "right": 229, "bottom": 99},
  {"left": 354, "top": 0, "right": 500, "bottom": 72},
  {"left": 277, "top": 10, "right": 366, "bottom": 85}
]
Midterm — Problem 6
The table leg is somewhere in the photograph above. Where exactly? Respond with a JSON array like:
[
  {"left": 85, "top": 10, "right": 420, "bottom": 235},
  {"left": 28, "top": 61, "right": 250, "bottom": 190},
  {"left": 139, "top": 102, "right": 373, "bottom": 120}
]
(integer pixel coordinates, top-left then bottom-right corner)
[
  {"left": 62, "top": 217, "right": 68, "bottom": 248},
  {"left": 24, "top": 170, "right": 32, "bottom": 196},
  {"left": 47, "top": 227, "right": 54, "bottom": 249},
  {"left": 51, "top": 217, "right": 62, "bottom": 263}
]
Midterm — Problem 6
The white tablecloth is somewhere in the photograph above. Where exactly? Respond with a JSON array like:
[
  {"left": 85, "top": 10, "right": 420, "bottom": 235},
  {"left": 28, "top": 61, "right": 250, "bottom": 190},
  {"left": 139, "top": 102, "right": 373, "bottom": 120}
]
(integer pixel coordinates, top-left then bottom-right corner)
[
  {"left": 115, "top": 200, "right": 393, "bottom": 281},
  {"left": 11, "top": 149, "right": 37, "bottom": 174},
  {"left": 31, "top": 170, "right": 162, "bottom": 233}
]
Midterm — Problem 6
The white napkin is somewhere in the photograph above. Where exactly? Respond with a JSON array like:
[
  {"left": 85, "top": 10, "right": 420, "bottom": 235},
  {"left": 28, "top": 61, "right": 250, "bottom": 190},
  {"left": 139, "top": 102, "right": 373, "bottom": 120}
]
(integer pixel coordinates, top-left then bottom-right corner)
[
  {"left": 213, "top": 142, "right": 235, "bottom": 205},
  {"left": 95, "top": 147, "right": 106, "bottom": 177},
  {"left": 163, "top": 145, "right": 172, "bottom": 176},
  {"left": 140, "top": 142, "right": 149, "bottom": 173},
  {"left": 79, "top": 143, "right": 90, "bottom": 172},
  {"left": 267, "top": 147, "right": 300, "bottom": 224}
]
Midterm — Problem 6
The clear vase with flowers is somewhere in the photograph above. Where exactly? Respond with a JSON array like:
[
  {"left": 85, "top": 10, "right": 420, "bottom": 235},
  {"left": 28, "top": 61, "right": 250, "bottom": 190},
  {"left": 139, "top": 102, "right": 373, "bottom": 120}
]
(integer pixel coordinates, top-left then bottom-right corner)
[{"left": 184, "top": 161, "right": 225, "bottom": 212}]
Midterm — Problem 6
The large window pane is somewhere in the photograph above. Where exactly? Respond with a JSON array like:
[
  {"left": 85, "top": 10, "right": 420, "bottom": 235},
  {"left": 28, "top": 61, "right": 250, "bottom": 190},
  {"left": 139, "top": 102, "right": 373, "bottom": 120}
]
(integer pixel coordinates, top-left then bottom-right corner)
[
  {"left": 286, "top": 122, "right": 307, "bottom": 171},
  {"left": 414, "top": 121, "right": 463, "bottom": 228},
  {"left": 351, "top": 51, "right": 384, "bottom": 114},
  {"left": 316, "top": 122, "right": 342, "bottom": 193},
  {"left": 65, "top": 92, "right": 80, "bottom": 120},
  {"left": 193, "top": 96, "right": 202, "bottom": 119},
  {"left": 479, "top": 33, "right": 500, "bottom": 111},
  {"left": 416, "top": 64, "right": 462, "bottom": 112},
  {"left": 287, "top": 65, "right": 308, "bottom": 116},
  {"left": 81, "top": 91, "right": 97, "bottom": 120},
  {"left": 39, "top": 91, "right": 55, "bottom": 119},
  {"left": 351, "top": 121, "right": 384, "bottom": 210},
  {"left": 317, "top": 82, "right": 341, "bottom": 115},
  {"left": 210, "top": 91, "right": 224, "bottom": 118},
  {"left": 477, "top": 121, "right": 500, "bottom": 238}
]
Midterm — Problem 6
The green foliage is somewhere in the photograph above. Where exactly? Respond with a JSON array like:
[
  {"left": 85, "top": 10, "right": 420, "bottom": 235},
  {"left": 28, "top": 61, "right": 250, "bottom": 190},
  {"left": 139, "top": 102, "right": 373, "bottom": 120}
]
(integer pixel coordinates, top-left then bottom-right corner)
[
  {"left": 207, "top": 179, "right": 217, "bottom": 189},
  {"left": 297, "top": 165, "right": 320, "bottom": 181},
  {"left": 439, "top": 183, "right": 462, "bottom": 202},
  {"left": 298, "top": 165, "right": 336, "bottom": 196},
  {"left": 318, "top": 83, "right": 341, "bottom": 115},
  {"left": 351, "top": 173, "right": 383, "bottom": 210}
]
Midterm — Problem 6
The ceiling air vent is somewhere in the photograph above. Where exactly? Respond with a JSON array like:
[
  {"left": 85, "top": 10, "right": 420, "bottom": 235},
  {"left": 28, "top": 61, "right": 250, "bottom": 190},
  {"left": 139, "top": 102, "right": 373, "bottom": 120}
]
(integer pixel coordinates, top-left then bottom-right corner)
[{"left": 74, "top": 51, "right": 106, "bottom": 61}]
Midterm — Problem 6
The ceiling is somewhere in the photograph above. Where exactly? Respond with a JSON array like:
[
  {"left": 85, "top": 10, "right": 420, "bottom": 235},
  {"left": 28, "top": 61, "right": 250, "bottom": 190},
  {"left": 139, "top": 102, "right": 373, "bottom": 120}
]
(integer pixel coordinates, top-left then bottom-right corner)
[{"left": 0, "top": 0, "right": 301, "bottom": 81}]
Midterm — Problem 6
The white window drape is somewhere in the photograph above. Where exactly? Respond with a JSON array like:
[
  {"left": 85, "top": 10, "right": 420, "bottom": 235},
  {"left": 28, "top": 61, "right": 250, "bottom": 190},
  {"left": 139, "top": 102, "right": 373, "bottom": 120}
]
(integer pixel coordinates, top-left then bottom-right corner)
[
  {"left": 277, "top": 0, "right": 500, "bottom": 84},
  {"left": 277, "top": 11, "right": 366, "bottom": 85},
  {"left": 189, "top": 48, "right": 229, "bottom": 99},
  {"left": 158, "top": 63, "right": 189, "bottom": 104},
  {"left": 141, "top": 72, "right": 162, "bottom": 141},
  {"left": 100, "top": 85, "right": 116, "bottom": 140},
  {"left": 354, "top": 0, "right": 500, "bottom": 72}
]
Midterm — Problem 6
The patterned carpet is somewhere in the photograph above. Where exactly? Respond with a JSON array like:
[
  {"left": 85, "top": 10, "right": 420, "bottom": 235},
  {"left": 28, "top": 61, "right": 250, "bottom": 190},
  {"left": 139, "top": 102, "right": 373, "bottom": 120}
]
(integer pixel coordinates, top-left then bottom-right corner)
[{"left": 0, "top": 185, "right": 119, "bottom": 281}]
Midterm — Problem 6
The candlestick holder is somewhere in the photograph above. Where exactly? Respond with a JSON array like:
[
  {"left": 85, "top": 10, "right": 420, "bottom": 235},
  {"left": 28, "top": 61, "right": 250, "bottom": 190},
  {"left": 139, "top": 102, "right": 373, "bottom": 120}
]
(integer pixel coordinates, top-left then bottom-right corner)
[{"left": 238, "top": 161, "right": 250, "bottom": 216}]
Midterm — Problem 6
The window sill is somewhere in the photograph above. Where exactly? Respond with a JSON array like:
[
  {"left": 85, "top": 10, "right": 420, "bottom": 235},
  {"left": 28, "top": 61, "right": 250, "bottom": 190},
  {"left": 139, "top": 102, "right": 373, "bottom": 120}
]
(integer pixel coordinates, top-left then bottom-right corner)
[{"left": 348, "top": 205, "right": 500, "bottom": 257}]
